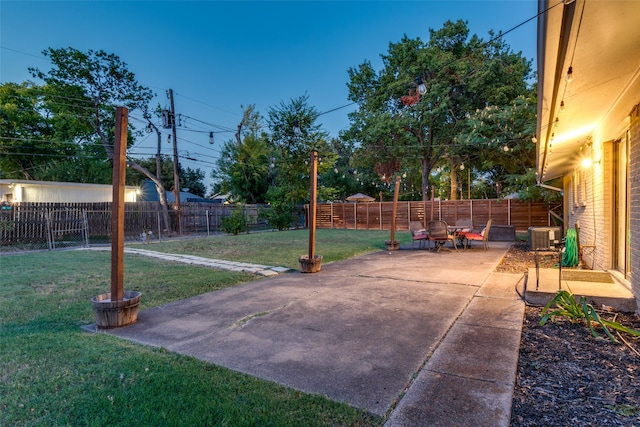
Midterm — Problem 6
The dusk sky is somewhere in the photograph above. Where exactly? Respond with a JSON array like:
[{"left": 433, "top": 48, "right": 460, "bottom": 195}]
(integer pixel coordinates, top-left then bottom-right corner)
[{"left": 1, "top": 0, "right": 538, "bottom": 186}]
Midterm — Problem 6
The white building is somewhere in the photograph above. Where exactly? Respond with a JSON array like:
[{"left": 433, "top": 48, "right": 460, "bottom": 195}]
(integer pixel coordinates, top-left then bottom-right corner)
[{"left": 0, "top": 180, "right": 138, "bottom": 203}]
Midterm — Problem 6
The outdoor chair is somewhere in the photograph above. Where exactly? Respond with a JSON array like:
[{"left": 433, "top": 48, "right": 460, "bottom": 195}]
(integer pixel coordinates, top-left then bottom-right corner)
[
  {"left": 455, "top": 218, "right": 473, "bottom": 230},
  {"left": 428, "top": 220, "right": 457, "bottom": 251},
  {"left": 409, "top": 221, "right": 429, "bottom": 249},
  {"left": 463, "top": 219, "right": 492, "bottom": 250}
]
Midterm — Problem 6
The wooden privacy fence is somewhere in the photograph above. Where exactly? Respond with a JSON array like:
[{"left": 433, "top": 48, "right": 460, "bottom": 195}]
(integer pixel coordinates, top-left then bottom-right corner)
[
  {"left": 1, "top": 199, "right": 558, "bottom": 251},
  {"left": 314, "top": 199, "right": 556, "bottom": 232},
  {"left": 0, "top": 202, "right": 264, "bottom": 251}
]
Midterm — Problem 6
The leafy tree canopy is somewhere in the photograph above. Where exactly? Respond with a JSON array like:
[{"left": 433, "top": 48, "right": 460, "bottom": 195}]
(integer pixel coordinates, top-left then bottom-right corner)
[
  {"left": 343, "top": 20, "right": 535, "bottom": 200},
  {"left": 0, "top": 82, "right": 71, "bottom": 179},
  {"left": 26, "top": 47, "right": 156, "bottom": 184},
  {"left": 212, "top": 105, "right": 271, "bottom": 204},
  {"left": 266, "top": 93, "right": 337, "bottom": 205}
]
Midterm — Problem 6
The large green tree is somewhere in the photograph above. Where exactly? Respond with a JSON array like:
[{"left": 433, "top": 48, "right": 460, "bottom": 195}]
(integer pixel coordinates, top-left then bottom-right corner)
[
  {"left": 261, "top": 95, "right": 338, "bottom": 229},
  {"left": 0, "top": 82, "right": 73, "bottom": 179},
  {"left": 266, "top": 94, "right": 337, "bottom": 204},
  {"left": 213, "top": 135, "right": 270, "bottom": 203},
  {"left": 29, "top": 47, "right": 172, "bottom": 230},
  {"left": 344, "top": 20, "right": 534, "bottom": 200},
  {"left": 212, "top": 105, "right": 271, "bottom": 204}
]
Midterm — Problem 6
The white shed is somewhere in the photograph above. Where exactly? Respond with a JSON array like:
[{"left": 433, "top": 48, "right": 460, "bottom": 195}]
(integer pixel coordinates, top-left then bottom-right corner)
[{"left": 0, "top": 180, "right": 138, "bottom": 203}]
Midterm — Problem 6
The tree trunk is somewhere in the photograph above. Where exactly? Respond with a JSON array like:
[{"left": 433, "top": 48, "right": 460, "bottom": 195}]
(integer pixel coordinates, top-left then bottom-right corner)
[
  {"left": 420, "top": 158, "right": 430, "bottom": 201},
  {"left": 126, "top": 162, "right": 172, "bottom": 235}
]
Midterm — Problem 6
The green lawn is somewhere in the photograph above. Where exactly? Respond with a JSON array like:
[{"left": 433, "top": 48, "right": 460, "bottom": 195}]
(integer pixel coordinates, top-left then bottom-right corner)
[
  {"left": 133, "top": 228, "right": 406, "bottom": 269},
  {"left": 0, "top": 229, "right": 398, "bottom": 426}
]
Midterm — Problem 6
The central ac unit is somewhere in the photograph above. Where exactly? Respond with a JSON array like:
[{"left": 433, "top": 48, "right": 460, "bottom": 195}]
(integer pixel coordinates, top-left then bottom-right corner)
[{"left": 528, "top": 227, "right": 562, "bottom": 250}]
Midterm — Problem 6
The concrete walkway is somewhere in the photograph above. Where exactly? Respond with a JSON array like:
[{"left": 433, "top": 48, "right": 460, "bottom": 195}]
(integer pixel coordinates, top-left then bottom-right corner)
[
  {"left": 85, "top": 246, "right": 290, "bottom": 276},
  {"left": 91, "top": 242, "right": 525, "bottom": 426}
]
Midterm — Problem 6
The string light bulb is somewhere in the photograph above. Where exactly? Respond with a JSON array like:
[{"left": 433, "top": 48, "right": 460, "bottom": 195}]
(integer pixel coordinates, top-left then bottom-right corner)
[
  {"left": 417, "top": 77, "right": 427, "bottom": 95},
  {"left": 565, "top": 66, "right": 573, "bottom": 82}
]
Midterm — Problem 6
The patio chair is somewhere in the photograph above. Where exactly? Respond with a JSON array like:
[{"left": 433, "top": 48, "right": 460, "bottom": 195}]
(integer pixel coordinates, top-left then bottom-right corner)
[
  {"left": 463, "top": 219, "right": 492, "bottom": 250},
  {"left": 409, "top": 221, "right": 429, "bottom": 249},
  {"left": 428, "top": 220, "right": 457, "bottom": 251},
  {"left": 455, "top": 218, "right": 473, "bottom": 230},
  {"left": 452, "top": 218, "right": 473, "bottom": 248}
]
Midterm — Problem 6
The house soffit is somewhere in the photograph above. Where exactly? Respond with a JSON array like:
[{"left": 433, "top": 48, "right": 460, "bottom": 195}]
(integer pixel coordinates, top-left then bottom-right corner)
[{"left": 536, "top": 0, "right": 640, "bottom": 182}]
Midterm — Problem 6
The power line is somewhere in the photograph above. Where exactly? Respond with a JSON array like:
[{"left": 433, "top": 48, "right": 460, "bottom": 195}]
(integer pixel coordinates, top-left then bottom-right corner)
[
  {"left": 0, "top": 45, "right": 48, "bottom": 61},
  {"left": 318, "top": 102, "right": 356, "bottom": 116},
  {"left": 174, "top": 92, "right": 241, "bottom": 118}
]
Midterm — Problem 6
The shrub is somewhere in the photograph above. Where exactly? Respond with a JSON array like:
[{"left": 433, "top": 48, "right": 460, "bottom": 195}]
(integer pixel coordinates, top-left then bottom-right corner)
[
  {"left": 221, "top": 207, "right": 248, "bottom": 235},
  {"left": 540, "top": 289, "right": 640, "bottom": 343}
]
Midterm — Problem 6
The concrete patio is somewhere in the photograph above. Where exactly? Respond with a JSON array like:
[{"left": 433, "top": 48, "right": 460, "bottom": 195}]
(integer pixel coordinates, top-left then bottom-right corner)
[{"left": 524, "top": 267, "right": 636, "bottom": 312}]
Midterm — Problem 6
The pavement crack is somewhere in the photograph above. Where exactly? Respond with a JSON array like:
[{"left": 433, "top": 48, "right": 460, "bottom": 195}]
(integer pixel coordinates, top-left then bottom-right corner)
[
  {"left": 232, "top": 311, "right": 270, "bottom": 328},
  {"left": 230, "top": 290, "right": 323, "bottom": 329}
]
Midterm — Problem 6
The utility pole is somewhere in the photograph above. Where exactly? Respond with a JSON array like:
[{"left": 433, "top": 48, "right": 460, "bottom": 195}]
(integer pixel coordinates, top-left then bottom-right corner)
[
  {"left": 168, "top": 89, "right": 182, "bottom": 234},
  {"left": 146, "top": 121, "right": 162, "bottom": 180}
]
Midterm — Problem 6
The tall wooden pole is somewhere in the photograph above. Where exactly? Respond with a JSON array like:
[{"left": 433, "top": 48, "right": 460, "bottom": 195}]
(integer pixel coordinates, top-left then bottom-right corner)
[
  {"left": 390, "top": 175, "right": 401, "bottom": 243},
  {"left": 308, "top": 150, "right": 318, "bottom": 260},
  {"left": 430, "top": 187, "right": 435, "bottom": 221},
  {"left": 168, "top": 89, "right": 182, "bottom": 234},
  {"left": 111, "top": 107, "right": 127, "bottom": 302}
]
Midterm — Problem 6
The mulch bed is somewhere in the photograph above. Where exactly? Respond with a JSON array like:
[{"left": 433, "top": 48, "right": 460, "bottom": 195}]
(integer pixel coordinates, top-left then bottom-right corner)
[{"left": 495, "top": 243, "right": 640, "bottom": 426}]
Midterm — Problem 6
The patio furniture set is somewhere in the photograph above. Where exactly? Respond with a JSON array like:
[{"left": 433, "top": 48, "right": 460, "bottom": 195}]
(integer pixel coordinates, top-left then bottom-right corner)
[{"left": 409, "top": 219, "right": 493, "bottom": 252}]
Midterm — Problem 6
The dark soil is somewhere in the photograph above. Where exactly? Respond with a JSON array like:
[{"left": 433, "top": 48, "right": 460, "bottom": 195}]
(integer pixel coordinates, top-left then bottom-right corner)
[{"left": 495, "top": 243, "right": 640, "bottom": 426}]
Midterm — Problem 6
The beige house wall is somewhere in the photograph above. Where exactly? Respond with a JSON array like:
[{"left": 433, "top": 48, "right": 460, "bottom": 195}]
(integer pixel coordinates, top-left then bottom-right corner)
[{"left": 630, "top": 104, "right": 640, "bottom": 312}]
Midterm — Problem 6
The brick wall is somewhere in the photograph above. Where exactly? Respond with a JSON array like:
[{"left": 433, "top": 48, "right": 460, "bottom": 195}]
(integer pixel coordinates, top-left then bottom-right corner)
[{"left": 567, "top": 145, "right": 606, "bottom": 271}]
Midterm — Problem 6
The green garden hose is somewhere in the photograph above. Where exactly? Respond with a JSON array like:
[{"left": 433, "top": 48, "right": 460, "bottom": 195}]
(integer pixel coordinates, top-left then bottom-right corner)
[{"left": 562, "top": 228, "right": 579, "bottom": 267}]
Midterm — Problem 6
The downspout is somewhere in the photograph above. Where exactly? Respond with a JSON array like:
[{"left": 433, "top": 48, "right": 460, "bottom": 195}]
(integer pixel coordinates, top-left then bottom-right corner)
[{"left": 537, "top": 183, "right": 563, "bottom": 192}]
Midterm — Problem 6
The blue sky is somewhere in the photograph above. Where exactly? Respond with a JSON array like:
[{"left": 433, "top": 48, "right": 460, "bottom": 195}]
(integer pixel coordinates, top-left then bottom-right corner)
[{"left": 1, "top": 0, "right": 538, "bottom": 186}]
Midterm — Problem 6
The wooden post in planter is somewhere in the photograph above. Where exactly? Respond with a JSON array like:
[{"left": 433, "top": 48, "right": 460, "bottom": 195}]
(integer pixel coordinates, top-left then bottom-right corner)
[
  {"left": 91, "top": 107, "right": 141, "bottom": 328},
  {"left": 308, "top": 150, "right": 317, "bottom": 261},
  {"left": 299, "top": 150, "right": 322, "bottom": 273},
  {"left": 385, "top": 175, "right": 401, "bottom": 251},
  {"left": 111, "top": 107, "right": 127, "bottom": 301}
]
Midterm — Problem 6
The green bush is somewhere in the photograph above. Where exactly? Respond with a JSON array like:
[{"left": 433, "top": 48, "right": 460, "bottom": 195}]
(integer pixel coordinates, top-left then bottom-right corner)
[
  {"left": 259, "top": 203, "right": 294, "bottom": 231},
  {"left": 221, "top": 207, "right": 248, "bottom": 235}
]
